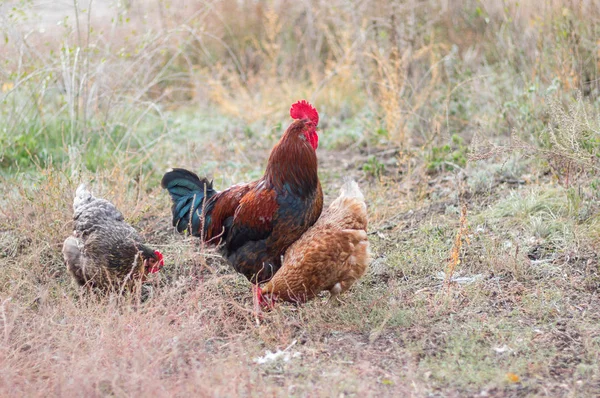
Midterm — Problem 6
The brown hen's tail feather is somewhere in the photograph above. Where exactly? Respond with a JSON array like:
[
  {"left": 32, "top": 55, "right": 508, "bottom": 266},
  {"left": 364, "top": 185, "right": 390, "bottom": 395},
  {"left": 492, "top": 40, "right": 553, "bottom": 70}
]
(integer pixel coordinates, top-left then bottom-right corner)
[{"left": 339, "top": 178, "right": 364, "bottom": 200}]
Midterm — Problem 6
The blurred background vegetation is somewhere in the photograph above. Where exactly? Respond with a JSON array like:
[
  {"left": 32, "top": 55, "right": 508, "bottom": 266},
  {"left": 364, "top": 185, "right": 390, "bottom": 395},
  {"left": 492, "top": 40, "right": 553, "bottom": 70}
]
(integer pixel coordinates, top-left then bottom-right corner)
[{"left": 1, "top": 0, "right": 598, "bottom": 181}]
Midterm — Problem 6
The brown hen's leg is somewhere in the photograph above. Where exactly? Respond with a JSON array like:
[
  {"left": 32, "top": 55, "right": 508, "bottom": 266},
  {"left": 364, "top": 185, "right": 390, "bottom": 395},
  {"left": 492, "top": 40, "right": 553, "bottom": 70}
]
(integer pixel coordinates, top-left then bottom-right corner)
[{"left": 252, "top": 284, "right": 262, "bottom": 325}]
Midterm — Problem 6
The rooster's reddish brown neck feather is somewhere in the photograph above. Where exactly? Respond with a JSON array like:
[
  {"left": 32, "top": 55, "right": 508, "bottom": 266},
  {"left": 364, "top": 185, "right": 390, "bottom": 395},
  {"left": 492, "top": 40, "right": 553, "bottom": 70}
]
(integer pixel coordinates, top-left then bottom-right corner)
[{"left": 264, "top": 121, "right": 318, "bottom": 196}]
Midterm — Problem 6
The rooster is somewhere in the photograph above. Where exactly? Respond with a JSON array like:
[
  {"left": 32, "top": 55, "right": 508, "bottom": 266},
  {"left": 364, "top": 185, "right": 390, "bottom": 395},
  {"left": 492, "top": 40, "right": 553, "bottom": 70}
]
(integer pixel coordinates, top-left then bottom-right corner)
[
  {"left": 161, "top": 100, "right": 323, "bottom": 311},
  {"left": 62, "top": 184, "right": 164, "bottom": 291},
  {"left": 259, "top": 179, "right": 370, "bottom": 305}
]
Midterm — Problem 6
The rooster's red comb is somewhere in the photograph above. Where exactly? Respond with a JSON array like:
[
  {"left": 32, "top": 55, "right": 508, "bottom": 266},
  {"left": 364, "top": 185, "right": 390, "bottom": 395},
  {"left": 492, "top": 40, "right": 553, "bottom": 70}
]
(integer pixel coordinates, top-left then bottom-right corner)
[{"left": 290, "top": 100, "right": 319, "bottom": 126}]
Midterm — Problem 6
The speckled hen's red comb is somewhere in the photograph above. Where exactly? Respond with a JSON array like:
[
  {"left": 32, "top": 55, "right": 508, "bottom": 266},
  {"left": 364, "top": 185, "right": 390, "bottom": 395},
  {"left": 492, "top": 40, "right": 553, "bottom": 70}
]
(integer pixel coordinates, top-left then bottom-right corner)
[
  {"left": 290, "top": 100, "right": 319, "bottom": 126},
  {"left": 148, "top": 250, "right": 165, "bottom": 274}
]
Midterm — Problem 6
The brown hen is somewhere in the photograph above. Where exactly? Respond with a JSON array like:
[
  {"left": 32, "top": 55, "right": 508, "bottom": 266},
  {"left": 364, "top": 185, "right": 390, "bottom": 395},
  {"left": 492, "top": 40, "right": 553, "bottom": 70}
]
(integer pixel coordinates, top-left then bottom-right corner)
[{"left": 259, "top": 179, "right": 370, "bottom": 305}]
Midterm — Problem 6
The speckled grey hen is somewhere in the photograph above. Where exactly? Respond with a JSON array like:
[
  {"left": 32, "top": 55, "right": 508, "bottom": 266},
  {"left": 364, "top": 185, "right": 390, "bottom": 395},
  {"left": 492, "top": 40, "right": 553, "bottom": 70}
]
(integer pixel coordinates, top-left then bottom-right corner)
[{"left": 62, "top": 184, "right": 164, "bottom": 291}]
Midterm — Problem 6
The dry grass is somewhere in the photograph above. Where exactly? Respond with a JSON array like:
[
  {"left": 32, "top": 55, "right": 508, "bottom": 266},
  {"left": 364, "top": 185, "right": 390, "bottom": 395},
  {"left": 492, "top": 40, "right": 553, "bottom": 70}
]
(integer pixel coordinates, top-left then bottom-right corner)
[{"left": 2, "top": 0, "right": 600, "bottom": 396}]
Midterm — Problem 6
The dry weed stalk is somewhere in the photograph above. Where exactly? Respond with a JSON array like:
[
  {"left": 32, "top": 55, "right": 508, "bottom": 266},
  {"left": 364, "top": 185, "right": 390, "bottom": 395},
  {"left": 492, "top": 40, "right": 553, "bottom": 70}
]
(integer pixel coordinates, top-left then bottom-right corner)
[{"left": 444, "top": 202, "right": 469, "bottom": 288}]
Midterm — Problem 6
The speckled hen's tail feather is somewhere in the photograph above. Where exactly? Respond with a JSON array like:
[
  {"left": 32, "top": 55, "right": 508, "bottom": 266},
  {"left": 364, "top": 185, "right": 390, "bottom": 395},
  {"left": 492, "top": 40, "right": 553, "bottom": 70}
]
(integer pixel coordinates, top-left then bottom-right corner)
[
  {"left": 73, "top": 183, "right": 93, "bottom": 211},
  {"left": 161, "top": 168, "right": 217, "bottom": 236}
]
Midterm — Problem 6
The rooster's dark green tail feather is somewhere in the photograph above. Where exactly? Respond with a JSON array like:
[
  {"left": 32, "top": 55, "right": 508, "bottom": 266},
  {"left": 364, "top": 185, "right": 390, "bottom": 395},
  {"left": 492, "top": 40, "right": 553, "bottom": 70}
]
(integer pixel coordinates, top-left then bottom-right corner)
[{"left": 161, "top": 168, "right": 216, "bottom": 236}]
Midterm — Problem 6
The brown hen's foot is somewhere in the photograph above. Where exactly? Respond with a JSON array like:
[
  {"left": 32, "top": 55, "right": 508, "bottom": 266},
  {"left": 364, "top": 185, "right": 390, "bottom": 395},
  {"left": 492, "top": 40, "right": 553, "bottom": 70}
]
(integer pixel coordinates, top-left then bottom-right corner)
[
  {"left": 252, "top": 284, "right": 263, "bottom": 325},
  {"left": 327, "top": 283, "right": 346, "bottom": 306}
]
